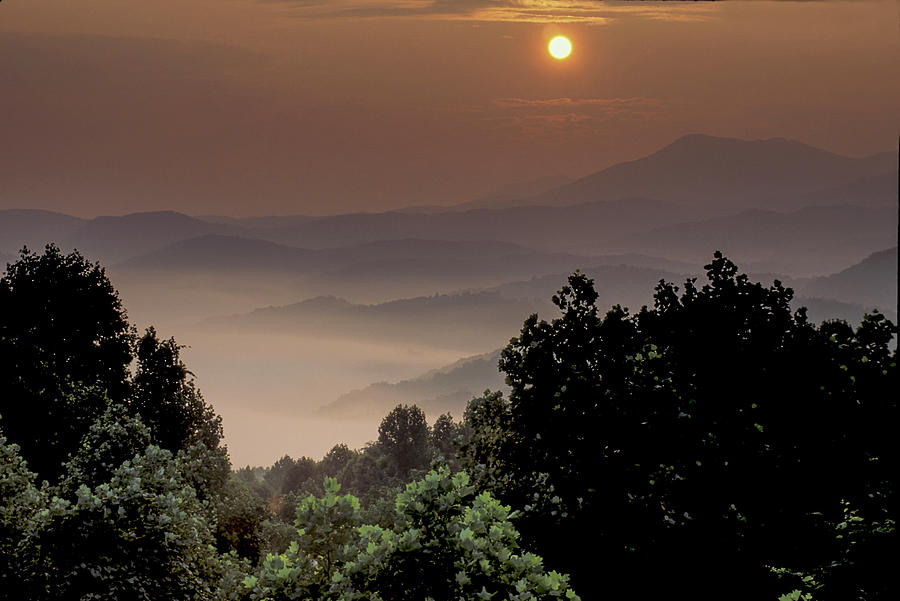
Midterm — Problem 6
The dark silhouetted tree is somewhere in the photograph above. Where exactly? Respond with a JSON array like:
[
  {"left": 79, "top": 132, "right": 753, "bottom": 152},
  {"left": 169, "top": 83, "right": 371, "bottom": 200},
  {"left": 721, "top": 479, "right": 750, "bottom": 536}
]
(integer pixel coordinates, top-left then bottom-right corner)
[
  {"left": 0, "top": 245, "right": 134, "bottom": 480},
  {"left": 131, "top": 327, "right": 224, "bottom": 454},
  {"left": 462, "top": 254, "right": 897, "bottom": 601}
]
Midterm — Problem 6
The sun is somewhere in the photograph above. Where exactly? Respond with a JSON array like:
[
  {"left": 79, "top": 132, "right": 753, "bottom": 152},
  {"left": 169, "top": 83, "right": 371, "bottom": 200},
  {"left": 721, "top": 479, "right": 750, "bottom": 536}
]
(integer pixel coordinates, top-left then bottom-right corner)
[{"left": 548, "top": 36, "right": 572, "bottom": 60}]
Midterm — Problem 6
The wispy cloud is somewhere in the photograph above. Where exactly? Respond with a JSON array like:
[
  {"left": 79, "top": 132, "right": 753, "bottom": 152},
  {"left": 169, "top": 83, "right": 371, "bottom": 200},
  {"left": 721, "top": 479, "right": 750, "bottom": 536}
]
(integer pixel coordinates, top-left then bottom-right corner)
[
  {"left": 475, "top": 96, "right": 669, "bottom": 137},
  {"left": 262, "top": 1, "right": 721, "bottom": 24},
  {"left": 493, "top": 97, "right": 665, "bottom": 108}
]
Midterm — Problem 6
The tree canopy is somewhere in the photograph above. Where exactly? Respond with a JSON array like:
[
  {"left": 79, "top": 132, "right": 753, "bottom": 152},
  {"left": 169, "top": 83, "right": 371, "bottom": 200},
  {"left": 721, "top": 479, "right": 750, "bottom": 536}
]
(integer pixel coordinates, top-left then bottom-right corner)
[{"left": 462, "top": 252, "right": 897, "bottom": 601}]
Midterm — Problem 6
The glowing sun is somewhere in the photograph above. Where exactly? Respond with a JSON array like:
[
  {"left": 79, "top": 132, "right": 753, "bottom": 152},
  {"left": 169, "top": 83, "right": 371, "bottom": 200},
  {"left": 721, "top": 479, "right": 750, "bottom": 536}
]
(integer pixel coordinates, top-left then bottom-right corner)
[{"left": 548, "top": 36, "right": 572, "bottom": 60}]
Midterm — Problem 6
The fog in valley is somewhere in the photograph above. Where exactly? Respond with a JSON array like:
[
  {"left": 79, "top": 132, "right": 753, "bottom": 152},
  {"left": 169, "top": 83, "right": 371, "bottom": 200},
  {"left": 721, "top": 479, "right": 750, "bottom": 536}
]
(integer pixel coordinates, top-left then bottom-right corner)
[{"left": 1, "top": 135, "right": 896, "bottom": 467}]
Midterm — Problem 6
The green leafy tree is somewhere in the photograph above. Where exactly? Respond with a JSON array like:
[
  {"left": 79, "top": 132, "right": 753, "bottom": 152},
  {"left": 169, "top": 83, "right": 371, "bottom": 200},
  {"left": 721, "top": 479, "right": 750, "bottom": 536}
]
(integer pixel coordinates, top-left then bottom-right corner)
[
  {"left": 26, "top": 445, "right": 224, "bottom": 600},
  {"left": 278, "top": 457, "right": 320, "bottom": 500},
  {"left": 244, "top": 470, "right": 579, "bottom": 601},
  {"left": 430, "top": 412, "right": 464, "bottom": 466},
  {"left": 244, "top": 477, "right": 363, "bottom": 601},
  {"left": 59, "top": 403, "right": 152, "bottom": 491},
  {"left": 0, "top": 429, "right": 45, "bottom": 597},
  {"left": 213, "top": 477, "right": 271, "bottom": 561},
  {"left": 265, "top": 455, "right": 301, "bottom": 495},
  {"left": 376, "top": 404, "right": 431, "bottom": 479},
  {"left": 320, "top": 444, "right": 355, "bottom": 478},
  {"left": 341, "top": 468, "right": 580, "bottom": 601}
]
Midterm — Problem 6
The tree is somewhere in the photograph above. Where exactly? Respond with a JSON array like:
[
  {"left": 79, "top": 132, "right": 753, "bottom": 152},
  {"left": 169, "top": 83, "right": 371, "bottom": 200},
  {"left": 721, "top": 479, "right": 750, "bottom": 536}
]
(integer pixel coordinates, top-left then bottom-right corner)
[
  {"left": 462, "top": 254, "right": 898, "bottom": 601},
  {"left": 0, "top": 429, "right": 44, "bottom": 597},
  {"left": 245, "top": 477, "right": 363, "bottom": 601},
  {"left": 212, "top": 477, "right": 270, "bottom": 561},
  {"left": 244, "top": 470, "right": 581, "bottom": 601},
  {"left": 320, "top": 444, "right": 355, "bottom": 477},
  {"left": 341, "top": 468, "right": 580, "bottom": 601},
  {"left": 0, "top": 245, "right": 134, "bottom": 480},
  {"left": 430, "top": 412, "right": 463, "bottom": 466},
  {"left": 25, "top": 446, "right": 224, "bottom": 600},
  {"left": 0, "top": 244, "right": 133, "bottom": 398},
  {"left": 131, "top": 327, "right": 224, "bottom": 454},
  {"left": 59, "top": 403, "right": 152, "bottom": 491},
  {"left": 376, "top": 404, "right": 431, "bottom": 478}
]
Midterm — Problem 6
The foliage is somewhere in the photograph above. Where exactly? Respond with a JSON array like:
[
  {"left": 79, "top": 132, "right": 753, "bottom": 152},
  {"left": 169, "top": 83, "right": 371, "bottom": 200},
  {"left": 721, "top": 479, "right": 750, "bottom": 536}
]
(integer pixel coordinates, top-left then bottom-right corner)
[
  {"left": 244, "top": 470, "right": 580, "bottom": 601},
  {"left": 430, "top": 412, "right": 465, "bottom": 467},
  {"left": 341, "top": 468, "right": 580, "bottom": 601},
  {"left": 0, "top": 244, "right": 134, "bottom": 398},
  {"left": 131, "top": 326, "right": 225, "bottom": 455},
  {"left": 25, "top": 445, "right": 223, "bottom": 600},
  {"left": 376, "top": 404, "right": 431, "bottom": 479},
  {"left": 461, "top": 254, "right": 898, "bottom": 600},
  {"left": 59, "top": 403, "right": 152, "bottom": 491},
  {"left": 244, "top": 477, "right": 363, "bottom": 601},
  {"left": 212, "top": 477, "right": 271, "bottom": 561},
  {"left": 0, "top": 245, "right": 134, "bottom": 480},
  {"left": 0, "top": 430, "right": 45, "bottom": 597}
]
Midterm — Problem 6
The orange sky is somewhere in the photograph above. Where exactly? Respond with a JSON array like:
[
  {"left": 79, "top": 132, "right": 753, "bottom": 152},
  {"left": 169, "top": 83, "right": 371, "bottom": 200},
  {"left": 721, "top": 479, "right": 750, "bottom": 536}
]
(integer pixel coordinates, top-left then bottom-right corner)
[{"left": 1, "top": 0, "right": 898, "bottom": 216}]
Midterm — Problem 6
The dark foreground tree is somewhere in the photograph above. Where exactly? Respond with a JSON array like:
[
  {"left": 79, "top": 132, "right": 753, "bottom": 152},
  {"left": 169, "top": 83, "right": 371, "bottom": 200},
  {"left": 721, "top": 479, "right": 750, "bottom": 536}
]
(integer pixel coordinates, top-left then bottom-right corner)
[
  {"left": 131, "top": 327, "right": 225, "bottom": 455},
  {"left": 0, "top": 246, "right": 255, "bottom": 599},
  {"left": 462, "top": 253, "right": 897, "bottom": 601},
  {"left": 0, "top": 245, "right": 134, "bottom": 480}
]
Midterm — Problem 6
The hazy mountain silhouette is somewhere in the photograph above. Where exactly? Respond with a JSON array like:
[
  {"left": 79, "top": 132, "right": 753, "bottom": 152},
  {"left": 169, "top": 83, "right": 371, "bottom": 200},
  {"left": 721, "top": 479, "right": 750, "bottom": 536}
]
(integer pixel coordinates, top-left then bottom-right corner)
[
  {"left": 242, "top": 197, "right": 692, "bottom": 252},
  {"left": 621, "top": 204, "right": 897, "bottom": 276},
  {"left": 119, "top": 233, "right": 711, "bottom": 304},
  {"left": 205, "top": 292, "right": 545, "bottom": 351},
  {"left": 319, "top": 350, "right": 505, "bottom": 419},
  {"left": 448, "top": 174, "right": 575, "bottom": 212},
  {"left": 515, "top": 134, "right": 896, "bottom": 212},
  {"left": 796, "top": 172, "right": 896, "bottom": 208},
  {"left": 62, "top": 211, "right": 231, "bottom": 264},
  {"left": 120, "top": 234, "right": 313, "bottom": 271},
  {"left": 122, "top": 234, "right": 582, "bottom": 277},
  {"left": 3, "top": 136, "right": 893, "bottom": 272},
  {"left": 201, "top": 214, "right": 319, "bottom": 229},
  {"left": 490, "top": 264, "right": 686, "bottom": 309},
  {"left": 800, "top": 247, "right": 897, "bottom": 313},
  {"left": 0, "top": 209, "right": 85, "bottom": 254},
  {"left": 6, "top": 201, "right": 687, "bottom": 261},
  {"left": 794, "top": 296, "right": 893, "bottom": 325}
]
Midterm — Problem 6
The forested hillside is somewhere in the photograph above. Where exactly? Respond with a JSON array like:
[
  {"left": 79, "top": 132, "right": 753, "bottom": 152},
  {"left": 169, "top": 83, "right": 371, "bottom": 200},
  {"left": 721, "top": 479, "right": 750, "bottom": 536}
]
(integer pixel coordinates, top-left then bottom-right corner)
[{"left": 1, "top": 246, "right": 896, "bottom": 601}]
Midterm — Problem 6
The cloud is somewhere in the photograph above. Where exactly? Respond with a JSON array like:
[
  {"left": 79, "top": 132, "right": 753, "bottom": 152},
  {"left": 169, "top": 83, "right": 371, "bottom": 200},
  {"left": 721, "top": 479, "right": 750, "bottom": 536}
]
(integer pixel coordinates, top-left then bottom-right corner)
[
  {"left": 262, "top": 0, "right": 721, "bottom": 24},
  {"left": 492, "top": 97, "right": 665, "bottom": 108},
  {"left": 475, "top": 96, "right": 669, "bottom": 137}
]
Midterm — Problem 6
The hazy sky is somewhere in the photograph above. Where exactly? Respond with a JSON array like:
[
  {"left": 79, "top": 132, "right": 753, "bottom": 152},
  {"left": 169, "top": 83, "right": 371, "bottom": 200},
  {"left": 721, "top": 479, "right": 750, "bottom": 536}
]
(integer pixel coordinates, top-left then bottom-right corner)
[{"left": 2, "top": 0, "right": 898, "bottom": 216}]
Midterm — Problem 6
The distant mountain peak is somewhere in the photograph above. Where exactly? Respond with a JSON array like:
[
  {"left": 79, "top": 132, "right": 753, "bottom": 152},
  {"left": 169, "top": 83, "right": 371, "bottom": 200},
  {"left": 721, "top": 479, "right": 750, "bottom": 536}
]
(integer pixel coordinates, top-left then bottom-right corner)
[{"left": 658, "top": 133, "right": 837, "bottom": 157}]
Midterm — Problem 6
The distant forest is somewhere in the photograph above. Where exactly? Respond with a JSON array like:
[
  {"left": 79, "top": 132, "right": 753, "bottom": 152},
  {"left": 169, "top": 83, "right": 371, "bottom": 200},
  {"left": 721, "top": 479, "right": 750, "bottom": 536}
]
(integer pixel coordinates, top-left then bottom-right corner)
[{"left": 1, "top": 244, "right": 895, "bottom": 600}]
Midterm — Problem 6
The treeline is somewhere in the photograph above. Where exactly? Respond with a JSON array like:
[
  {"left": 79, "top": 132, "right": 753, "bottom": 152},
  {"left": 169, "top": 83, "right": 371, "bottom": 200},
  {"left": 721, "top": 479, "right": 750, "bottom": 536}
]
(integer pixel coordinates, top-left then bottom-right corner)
[
  {"left": 1, "top": 245, "right": 897, "bottom": 601},
  {"left": 235, "top": 404, "right": 463, "bottom": 525}
]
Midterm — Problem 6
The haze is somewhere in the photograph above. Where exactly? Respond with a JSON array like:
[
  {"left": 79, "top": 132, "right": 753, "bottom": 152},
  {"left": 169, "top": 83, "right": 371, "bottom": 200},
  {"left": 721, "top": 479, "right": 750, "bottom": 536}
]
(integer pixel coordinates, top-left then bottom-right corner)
[{"left": 0, "top": 0, "right": 897, "bottom": 466}]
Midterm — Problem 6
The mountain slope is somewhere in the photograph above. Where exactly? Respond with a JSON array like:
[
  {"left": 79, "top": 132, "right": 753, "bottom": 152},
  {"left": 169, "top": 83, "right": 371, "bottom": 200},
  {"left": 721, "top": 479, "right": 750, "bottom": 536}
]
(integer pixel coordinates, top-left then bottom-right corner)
[
  {"left": 0, "top": 209, "right": 86, "bottom": 254},
  {"left": 205, "top": 292, "right": 546, "bottom": 351},
  {"left": 63, "top": 211, "right": 233, "bottom": 263},
  {"left": 523, "top": 134, "right": 896, "bottom": 212},
  {"left": 250, "top": 197, "right": 693, "bottom": 252},
  {"left": 801, "top": 247, "right": 897, "bottom": 312},
  {"left": 319, "top": 350, "right": 505, "bottom": 419},
  {"left": 621, "top": 204, "right": 897, "bottom": 276}
]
